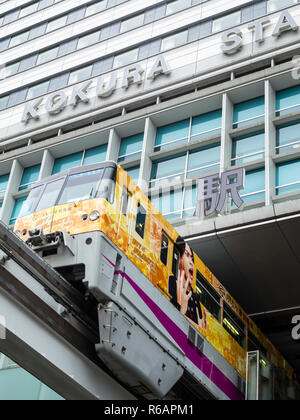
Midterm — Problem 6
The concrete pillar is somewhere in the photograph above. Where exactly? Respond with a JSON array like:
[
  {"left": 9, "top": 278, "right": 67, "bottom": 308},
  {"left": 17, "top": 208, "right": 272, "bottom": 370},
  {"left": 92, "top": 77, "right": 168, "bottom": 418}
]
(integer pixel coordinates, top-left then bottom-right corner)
[
  {"left": 138, "top": 117, "right": 156, "bottom": 192},
  {"left": 39, "top": 149, "right": 55, "bottom": 180},
  {"left": 107, "top": 128, "right": 121, "bottom": 162},
  {"left": 221, "top": 92, "right": 233, "bottom": 173},
  {"left": 265, "top": 80, "right": 276, "bottom": 206},
  {"left": 1, "top": 160, "right": 23, "bottom": 225}
]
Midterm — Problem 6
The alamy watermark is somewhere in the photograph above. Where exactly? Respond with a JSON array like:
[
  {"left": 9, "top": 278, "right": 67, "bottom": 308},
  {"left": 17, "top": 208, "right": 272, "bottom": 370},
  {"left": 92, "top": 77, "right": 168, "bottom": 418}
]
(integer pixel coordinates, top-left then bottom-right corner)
[
  {"left": 0, "top": 315, "right": 6, "bottom": 340},
  {"left": 292, "top": 316, "right": 300, "bottom": 341}
]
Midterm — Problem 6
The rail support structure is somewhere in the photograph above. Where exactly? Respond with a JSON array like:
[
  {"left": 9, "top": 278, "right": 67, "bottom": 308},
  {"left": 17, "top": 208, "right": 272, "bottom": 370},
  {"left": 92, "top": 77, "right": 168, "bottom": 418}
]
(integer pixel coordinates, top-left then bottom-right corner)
[{"left": 0, "top": 222, "right": 134, "bottom": 401}]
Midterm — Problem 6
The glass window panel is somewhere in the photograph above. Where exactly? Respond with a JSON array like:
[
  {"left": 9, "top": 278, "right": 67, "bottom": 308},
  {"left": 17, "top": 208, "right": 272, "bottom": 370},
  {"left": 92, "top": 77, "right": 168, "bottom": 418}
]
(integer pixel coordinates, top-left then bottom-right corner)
[
  {"left": 191, "top": 109, "right": 222, "bottom": 141},
  {"left": 19, "top": 3, "right": 38, "bottom": 18},
  {"left": 1, "top": 62, "right": 20, "bottom": 79},
  {"left": 118, "top": 133, "right": 144, "bottom": 161},
  {"left": 86, "top": 1, "right": 106, "bottom": 17},
  {"left": 144, "top": 4, "right": 166, "bottom": 24},
  {"left": 10, "top": 31, "right": 30, "bottom": 48},
  {"left": 58, "top": 39, "right": 78, "bottom": 57},
  {"left": 19, "top": 55, "right": 38, "bottom": 72},
  {"left": 268, "top": 0, "right": 297, "bottom": 13},
  {"left": 83, "top": 145, "right": 107, "bottom": 166},
  {"left": 138, "top": 40, "right": 161, "bottom": 60},
  {"left": 27, "top": 81, "right": 50, "bottom": 100},
  {"left": 77, "top": 31, "right": 100, "bottom": 50},
  {"left": 276, "top": 159, "right": 300, "bottom": 195},
  {"left": 121, "top": 14, "right": 144, "bottom": 32},
  {"left": 114, "top": 49, "right": 139, "bottom": 68},
  {"left": 37, "top": 47, "right": 59, "bottom": 65},
  {"left": 19, "top": 165, "right": 40, "bottom": 191},
  {"left": 10, "top": 197, "right": 28, "bottom": 225},
  {"left": 0, "top": 96, "right": 9, "bottom": 111},
  {"left": 58, "top": 169, "right": 104, "bottom": 205},
  {"left": 69, "top": 66, "right": 92, "bottom": 85},
  {"left": 155, "top": 119, "right": 190, "bottom": 150},
  {"left": 8, "top": 89, "right": 28, "bottom": 107},
  {"left": 242, "top": 169, "right": 265, "bottom": 203},
  {"left": 3, "top": 10, "right": 19, "bottom": 25},
  {"left": 29, "top": 23, "right": 47, "bottom": 40},
  {"left": 183, "top": 184, "right": 197, "bottom": 217},
  {"left": 46, "top": 16, "right": 67, "bottom": 32},
  {"left": 151, "top": 154, "right": 186, "bottom": 186},
  {"left": 125, "top": 166, "right": 140, "bottom": 183},
  {"left": 48, "top": 73, "right": 69, "bottom": 92},
  {"left": 52, "top": 152, "right": 83, "bottom": 174},
  {"left": 187, "top": 144, "right": 221, "bottom": 177},
  {"left": 233, "top": 96, "right": 265, "bottom": 128},
  {"left": 213, "top": 11, "right": 241, "bottom": 32},
  {"left": 277, "top": 122, "right": 300, "bottom": 153},
  {"left": 232, "top": 132, "right": 265, "bottom": 165},
  {"left": 67, "top": 8, "right": 86, "bottom": 25},
  {"left": 92, "top": 56, "right": 114, "bottom": 76},
  {"left": 0, "top": 174, "right": 9, "bottom": 195},
  {"left": 161, "top": 30, "right": 188, "bottom": 51},
  {"left": 100, "top": 22, "right": 120, "bottom": 40},
  {"left": 166, "top": 0, "right": 188, "bottom": 15},
  {"left": 276, "top": 86, "right": 300, "bottom": 115},
  {"left": 36, "top": 178, "right": 65, "bottom": 212}
]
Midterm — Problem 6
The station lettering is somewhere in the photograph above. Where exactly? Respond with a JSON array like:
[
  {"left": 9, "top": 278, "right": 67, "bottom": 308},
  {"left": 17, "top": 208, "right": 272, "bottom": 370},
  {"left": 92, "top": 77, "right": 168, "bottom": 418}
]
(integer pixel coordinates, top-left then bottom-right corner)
[
  {"left": 22, "top": 55, "right": 171, "bottom": 123},
  {"left": 221, "top": 10, "right": 299, "bottom": 55}
]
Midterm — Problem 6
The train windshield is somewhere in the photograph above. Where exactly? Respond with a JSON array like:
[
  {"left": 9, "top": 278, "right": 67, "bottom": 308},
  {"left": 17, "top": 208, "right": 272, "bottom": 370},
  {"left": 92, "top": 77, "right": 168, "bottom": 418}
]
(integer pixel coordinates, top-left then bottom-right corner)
[
  {"left": 58, "top": 168, "right": 104, "bottom": 205},
  {"left": 19, "top": 185, "right": 44, "bottom": 218}
]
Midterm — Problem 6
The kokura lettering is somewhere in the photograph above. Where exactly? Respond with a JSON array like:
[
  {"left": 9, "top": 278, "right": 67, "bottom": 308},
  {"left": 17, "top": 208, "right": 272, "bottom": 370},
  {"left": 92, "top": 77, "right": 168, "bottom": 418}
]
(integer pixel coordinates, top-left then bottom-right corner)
[
  {"left": 22, "top": 56, "right": 170, "bottom": 123},
  {"left": 221, "top": 10, "right": 299, "bottom": 55}
]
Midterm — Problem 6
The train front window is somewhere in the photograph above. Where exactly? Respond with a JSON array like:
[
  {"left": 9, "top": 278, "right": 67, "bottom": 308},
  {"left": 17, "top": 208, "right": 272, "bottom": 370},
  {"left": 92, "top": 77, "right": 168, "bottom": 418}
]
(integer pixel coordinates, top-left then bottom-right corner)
[
  {"left": 19, "top": 185, "right": 43, "bottom": 217},
  {"left": 36, "top": 178, "right": 65, "bottom": 212},
  {"left": 58, "top": 169, "right": 104, "bottom": 205}
]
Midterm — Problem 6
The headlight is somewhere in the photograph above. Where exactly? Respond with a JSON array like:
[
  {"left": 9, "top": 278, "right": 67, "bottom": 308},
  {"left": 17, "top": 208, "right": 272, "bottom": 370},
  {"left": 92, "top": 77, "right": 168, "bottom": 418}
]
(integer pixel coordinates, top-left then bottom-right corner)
[{"left": 89, "top": 211, "right": 100, "bottom": 221}]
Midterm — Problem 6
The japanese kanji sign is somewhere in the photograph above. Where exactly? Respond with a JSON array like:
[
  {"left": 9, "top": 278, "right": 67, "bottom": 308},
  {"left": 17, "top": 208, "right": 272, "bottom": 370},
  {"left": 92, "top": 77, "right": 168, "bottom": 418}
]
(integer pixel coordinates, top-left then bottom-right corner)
[{"left": 195, "top": 168, "right": 245, "bottom": 217}]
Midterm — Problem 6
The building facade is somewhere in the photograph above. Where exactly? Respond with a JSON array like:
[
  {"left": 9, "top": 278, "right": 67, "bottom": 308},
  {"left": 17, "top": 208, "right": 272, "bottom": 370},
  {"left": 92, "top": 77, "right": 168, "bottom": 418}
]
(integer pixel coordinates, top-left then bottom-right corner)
[{"left": 0, "top": 0, "right": 300, "bottom": 399}]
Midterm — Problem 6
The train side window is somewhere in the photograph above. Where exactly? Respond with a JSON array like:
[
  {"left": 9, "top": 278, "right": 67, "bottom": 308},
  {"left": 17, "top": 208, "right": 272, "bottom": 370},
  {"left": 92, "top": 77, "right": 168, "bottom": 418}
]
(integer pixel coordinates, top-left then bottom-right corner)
[
  {"left": 172, "top": 244, "right": 180, "bottom": 278},
  {"left": 196, "top": 271, "right": 221, "bottom": 322},
  {"left": 248, "top": 331, "right": 267, "bottom": 358},
  {"left": 135, "top": 202, "right": 147, "bottom": 239},
  {"left": 160, "top": 233, "right": 169, "bottom": 266},
  {"left": 223, "top": 302, "right": 246, "bottom": 349}
]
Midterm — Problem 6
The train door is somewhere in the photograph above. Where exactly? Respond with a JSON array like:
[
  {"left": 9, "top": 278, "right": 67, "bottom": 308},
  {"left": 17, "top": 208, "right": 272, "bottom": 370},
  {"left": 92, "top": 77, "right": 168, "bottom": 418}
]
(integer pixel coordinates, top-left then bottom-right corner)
[{"left": 246, "top": 351, "right": 274, "bottom": 400}]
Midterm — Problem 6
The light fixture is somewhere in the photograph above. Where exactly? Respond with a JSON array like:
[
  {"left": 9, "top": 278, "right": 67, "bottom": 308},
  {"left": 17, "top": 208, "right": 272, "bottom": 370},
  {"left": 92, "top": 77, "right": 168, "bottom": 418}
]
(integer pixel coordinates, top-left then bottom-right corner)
[{"left": 89, "top": 211, "right": 100, "bottom": 221}]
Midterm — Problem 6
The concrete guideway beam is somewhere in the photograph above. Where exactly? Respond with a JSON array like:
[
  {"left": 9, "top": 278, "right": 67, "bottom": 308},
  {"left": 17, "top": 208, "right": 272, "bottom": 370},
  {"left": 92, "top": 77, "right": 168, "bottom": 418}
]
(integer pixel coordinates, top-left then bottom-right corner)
[{"left": 0, "top": 258, "right": 134, "bottom": 401}]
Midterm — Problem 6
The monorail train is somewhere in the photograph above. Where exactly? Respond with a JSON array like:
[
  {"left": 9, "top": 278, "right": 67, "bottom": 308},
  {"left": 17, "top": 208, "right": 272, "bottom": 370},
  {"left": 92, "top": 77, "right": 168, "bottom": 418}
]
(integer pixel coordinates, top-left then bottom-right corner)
[{"left": 14, "top": 161, "right": 299, "bottom": 400}]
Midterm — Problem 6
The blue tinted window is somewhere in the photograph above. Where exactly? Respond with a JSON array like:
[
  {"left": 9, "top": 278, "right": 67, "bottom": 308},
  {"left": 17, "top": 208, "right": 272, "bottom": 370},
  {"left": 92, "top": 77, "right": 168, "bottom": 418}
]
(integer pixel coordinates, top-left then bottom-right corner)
[
  {"left": 0, "top": 174, "right": 9, "bottom": 195},
  {"left": 242, "top": 169, "right": 265, "bottom": 203},
  {"left": 276, "top": 86, "right": 300, "bottom": 116},
  {"left": 151, "top": 154, "right": 186, "bottom": 187},
  {"left": 232, "top": 132, "right": 265, "bottom": 165},
  {"left": 118, "top": 133, "right": 144, "bottom": 162},
  {"left": 191, "top": 110, "right": 222, "bottom": 141},
  {"left": 83, "top": 145, "right": 107, "bottom": 166},
  {"left": 126, "top": 166, "right": 140, "bottom": 183},
  {"left": 276, "top": 159, "right": 300, "bottom": 195},
  {"left": 52, "top": 152, "right": 83, "bottom": 175},
  {"left": 10, "top": 196, "right": 28, "bottom": 225},
  {"left": 19, "top": 165, "right": 40, "bottom": 191},
  {"left": 187, "top": 144, "right": 220, "bottom": 178},
  {"left": 233, "top": 97, "right": 265, "bottom": 128},
  {"left": 277, "top": 122, "right": 300, "bottom": 154},
  {"left": 155, "top": 119, "right": 189, "bottom": 151},
  {"left": 151, "top": 188, "right": 183, "bottom": 221}
]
